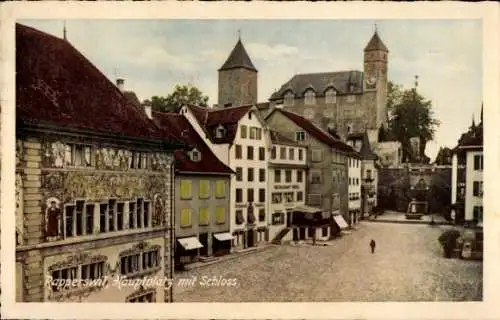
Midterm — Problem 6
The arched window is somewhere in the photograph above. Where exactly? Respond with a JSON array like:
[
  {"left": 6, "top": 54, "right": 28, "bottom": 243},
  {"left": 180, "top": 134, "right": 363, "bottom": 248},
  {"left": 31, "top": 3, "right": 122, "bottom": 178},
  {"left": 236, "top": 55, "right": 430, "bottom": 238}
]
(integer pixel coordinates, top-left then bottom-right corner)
[
  {"left": 190, "top": 148, "right": 201, "bottom": 162},
  {"left": 215, "top": 125, "right": 226, "bottom": 139},
  {"left": 304, "top": 90, "right": 316, "bottom": 105},
  {"left": 325, "top": 89, "right": 336, "bottom": 104},
  {"left": 284, "top": 91, "right": 295, "bottom": 106}
]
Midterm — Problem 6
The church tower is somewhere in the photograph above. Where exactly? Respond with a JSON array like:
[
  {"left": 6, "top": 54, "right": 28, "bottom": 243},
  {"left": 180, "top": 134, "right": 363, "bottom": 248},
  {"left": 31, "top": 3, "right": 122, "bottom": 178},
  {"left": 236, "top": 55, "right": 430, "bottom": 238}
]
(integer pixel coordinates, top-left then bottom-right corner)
[
  {"left": 363, "top": 29, "right": 389, "bottom": 130},
  {"left": 218, "top": 37, "right": 258, "bottom": 107}
]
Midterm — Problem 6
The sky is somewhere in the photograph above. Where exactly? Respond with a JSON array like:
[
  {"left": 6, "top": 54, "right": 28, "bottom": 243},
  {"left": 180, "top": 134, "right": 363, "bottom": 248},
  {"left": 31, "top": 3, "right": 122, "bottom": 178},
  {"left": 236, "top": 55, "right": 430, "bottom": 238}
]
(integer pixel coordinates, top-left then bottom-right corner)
[{"left": 19, "top": 19, "right": 482, "bottom": 161}]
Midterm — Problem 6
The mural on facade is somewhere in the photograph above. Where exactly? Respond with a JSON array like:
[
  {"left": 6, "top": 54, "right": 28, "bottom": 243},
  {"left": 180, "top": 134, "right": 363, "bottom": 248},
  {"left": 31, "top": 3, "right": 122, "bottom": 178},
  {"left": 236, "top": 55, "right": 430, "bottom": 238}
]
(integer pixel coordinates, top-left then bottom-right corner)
[
  {"left": 45, "top": 197, "right": 62, "bottom": 239},
  {"left": 153, "top": 194, "right": 165, "bottom": 227}
]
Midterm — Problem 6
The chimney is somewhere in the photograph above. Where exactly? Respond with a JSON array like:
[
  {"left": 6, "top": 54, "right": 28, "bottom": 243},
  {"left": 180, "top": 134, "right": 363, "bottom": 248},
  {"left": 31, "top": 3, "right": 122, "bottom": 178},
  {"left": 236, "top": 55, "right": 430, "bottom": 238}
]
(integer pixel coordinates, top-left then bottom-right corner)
[
  {"left": 143, "top": 102, "right": 152, "bottom": 120},
  {"left": 116, "top": 78, "right": 125, "bottom": 92}
]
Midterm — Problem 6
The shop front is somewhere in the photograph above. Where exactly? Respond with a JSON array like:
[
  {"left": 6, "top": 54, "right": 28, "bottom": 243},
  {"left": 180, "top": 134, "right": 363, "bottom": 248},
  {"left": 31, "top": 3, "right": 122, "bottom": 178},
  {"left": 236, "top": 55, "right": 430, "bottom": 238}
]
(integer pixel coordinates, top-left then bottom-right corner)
[
  {"left": 212, "top": 232, "right": 233, "bottom": 257},
  {"left": 175, "top": 236, "right": 204, "bottom": 269}
]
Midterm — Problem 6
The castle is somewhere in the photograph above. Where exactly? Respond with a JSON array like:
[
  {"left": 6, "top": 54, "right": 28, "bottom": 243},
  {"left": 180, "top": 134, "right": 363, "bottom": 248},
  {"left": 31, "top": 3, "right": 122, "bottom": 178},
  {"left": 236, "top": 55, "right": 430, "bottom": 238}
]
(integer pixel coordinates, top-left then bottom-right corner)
[{"left": 217, "top": 31, "right": 403, "bottom": 168}]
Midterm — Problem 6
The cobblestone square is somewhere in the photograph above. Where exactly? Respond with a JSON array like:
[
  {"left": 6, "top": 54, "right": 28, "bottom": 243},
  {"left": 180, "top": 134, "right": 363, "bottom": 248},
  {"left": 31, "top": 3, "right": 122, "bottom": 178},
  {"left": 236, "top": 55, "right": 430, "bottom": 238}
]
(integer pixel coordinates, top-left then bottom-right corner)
[{"left": 173, "top": 222, "right": 482, "bottom": 302}]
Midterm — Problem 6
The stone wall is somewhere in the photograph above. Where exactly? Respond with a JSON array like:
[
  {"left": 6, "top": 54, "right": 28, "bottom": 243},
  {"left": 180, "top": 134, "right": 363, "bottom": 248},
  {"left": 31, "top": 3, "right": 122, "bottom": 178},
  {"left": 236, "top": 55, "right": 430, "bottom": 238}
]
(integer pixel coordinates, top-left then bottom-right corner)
[{"left": 218, "top": 68, "right": 258, "bottom": 107}]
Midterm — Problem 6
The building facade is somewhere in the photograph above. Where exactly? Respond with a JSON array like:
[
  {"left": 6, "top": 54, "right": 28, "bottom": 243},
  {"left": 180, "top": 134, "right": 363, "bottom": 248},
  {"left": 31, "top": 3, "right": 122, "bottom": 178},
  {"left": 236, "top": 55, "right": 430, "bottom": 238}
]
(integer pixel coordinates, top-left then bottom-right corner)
[
  {"left": 267, "top": 131, "right": 308, "bottom": 243},
  {"left": 451, "top": 107, "right": 483, "bottom": 227},
  {"left": 264, "top": 108, "right": 352, "bottom": 237},
  {"left": 15, "top": 24, "right": 182, "bottom": 302},
  {"left": 347, "top": 153, "right": 362, "bottom": 225},
  {"left": 153, "top": 113, "right": 234, "bottom": 267}
]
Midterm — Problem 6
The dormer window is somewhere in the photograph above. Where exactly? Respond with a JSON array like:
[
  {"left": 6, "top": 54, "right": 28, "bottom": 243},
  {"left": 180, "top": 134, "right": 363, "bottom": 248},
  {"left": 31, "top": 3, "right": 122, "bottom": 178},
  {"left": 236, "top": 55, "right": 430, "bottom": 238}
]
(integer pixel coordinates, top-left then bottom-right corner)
[
  {"left": 325, "top": 88, "right": 337, "bottom": 104},
  {"left": 304, "top": 90, "right": 316, "bottom": 105},
  {"left": 215, "top": 125, "right": 226, "bottom": 139},
  {"left": 248, "top": 111, "right": 252, "bottom": 120},
  {"left": 284, "top": 91, "right": 295, "bottom": 106},
  {"left": 190, "top": 148, "right": 201, "bottom": 162}
]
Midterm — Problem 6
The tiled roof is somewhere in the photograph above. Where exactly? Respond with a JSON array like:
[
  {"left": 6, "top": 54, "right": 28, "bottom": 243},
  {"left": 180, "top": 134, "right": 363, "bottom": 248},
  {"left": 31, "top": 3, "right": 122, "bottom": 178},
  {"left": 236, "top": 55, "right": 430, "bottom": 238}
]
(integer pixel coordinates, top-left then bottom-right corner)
[
  {"left": 123, "top": 91, "right": 141, "bottom": 106},
  {"left": 218, "top": 39, "right": 257, "bottom": 72},
  {"left": 16, "top": 24, "right": 174, "bottom": 142},
  {"left": 153, "top": 112, "right": 233, "bottom": 175},
  {"left": 269, "top": 70, "right": 364, "bottom": 100},
  {"left": 454, "top": 121, "right": 483, "bottom": 151},
  {"left": 268, "top": 109, "right": 353, "bottom": 153},
  {"left": 187, "top": 104, "right": 253, "bottom": 144},
  {"left": 359, "top": 132, "right": 378, "bottom": 161},
  {"left": 364, "top": 31, "right": 389, "bottom": 52},
  {"left": 269, "top": 130, "right": 302, "bottom": 147}
]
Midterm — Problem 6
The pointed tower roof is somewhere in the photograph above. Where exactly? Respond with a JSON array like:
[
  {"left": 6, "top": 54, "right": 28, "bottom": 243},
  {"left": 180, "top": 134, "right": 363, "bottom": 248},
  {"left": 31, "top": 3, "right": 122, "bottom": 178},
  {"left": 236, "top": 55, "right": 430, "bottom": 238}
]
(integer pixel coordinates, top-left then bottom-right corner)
[
  {"left": 364, "top": 31, "right": 388, "bottom": 52},
  {"left": 219, "top": 38, "right": 257, "bottom": 72},
  {"left": 360, "top": 132, "right": 378, "bottom": 160},
  {"left": 471, "top": 114, "right": 476, "bottom": 128}
]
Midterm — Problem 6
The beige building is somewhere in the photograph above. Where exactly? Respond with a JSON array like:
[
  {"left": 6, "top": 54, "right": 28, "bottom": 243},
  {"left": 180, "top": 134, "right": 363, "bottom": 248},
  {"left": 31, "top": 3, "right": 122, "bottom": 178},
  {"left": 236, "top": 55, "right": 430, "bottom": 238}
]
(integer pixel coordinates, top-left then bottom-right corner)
[{"left": 15, "top": 23, "right": 182, "bottom": 302}]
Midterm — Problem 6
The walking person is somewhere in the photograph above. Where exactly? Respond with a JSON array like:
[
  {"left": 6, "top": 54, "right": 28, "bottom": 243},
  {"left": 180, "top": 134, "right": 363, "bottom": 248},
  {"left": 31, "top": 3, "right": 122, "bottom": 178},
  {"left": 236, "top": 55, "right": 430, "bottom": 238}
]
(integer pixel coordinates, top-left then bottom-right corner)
[{"left": 370, "top": 239, "right": 376, "bottom": 254}]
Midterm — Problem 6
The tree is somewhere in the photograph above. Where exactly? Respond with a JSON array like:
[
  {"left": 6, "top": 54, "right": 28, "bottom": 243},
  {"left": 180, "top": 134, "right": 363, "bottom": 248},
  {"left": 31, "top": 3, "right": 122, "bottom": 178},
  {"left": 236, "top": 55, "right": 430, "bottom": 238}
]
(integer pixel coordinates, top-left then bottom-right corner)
[
  {"left": 386, "top": 82, "right": 440, "bottom": 163},
  {"left": 144, "top": 84, "right": 209, "bottom": 113},
  {"left": 434, "top": 147, "right": 453, "bottom": 165}
]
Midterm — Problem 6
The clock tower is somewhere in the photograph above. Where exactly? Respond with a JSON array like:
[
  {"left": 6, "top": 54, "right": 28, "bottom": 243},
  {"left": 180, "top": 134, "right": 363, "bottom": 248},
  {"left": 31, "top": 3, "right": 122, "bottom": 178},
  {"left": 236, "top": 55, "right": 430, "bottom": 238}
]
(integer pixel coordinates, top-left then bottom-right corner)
[{"left": 363, "top": 29, "right": 389, "bottom": 130}]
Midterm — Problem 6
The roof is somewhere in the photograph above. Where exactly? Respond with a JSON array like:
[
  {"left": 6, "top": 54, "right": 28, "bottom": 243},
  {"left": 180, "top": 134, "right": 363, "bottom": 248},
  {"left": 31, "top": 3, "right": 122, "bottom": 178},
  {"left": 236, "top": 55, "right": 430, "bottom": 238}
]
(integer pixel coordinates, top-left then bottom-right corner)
[
  {"left": 123, "top": 91, "right": 141, "bottom": 106},
  {"left": 218, "top": 39, "right": 257, "bottom": 72},
  {"left": 153, "top": 112, "right": 233, "bottom": 175},
  {"left": 269, "top": 130, "right": 303, "bottom": 147},
  {"left": 452, "top": 120, "right": 483, "bottom": 153},
  {"left": 364, "top": 31, "right": 389, "bottom": 52},
  {"left": 359, "top": 132, "right": 378, "bottom": 161},
  {"left": 269, "top": 70, "right": 364, "bottom": 100},
  {"left": 187, "top": 104, "right": 254, "bottom": 144},
  {"left": 267, "top": 109, "right": 353, "bottom": 153},
  {"left": 16, "top": 23, "right": 175, "bottom": 142}
]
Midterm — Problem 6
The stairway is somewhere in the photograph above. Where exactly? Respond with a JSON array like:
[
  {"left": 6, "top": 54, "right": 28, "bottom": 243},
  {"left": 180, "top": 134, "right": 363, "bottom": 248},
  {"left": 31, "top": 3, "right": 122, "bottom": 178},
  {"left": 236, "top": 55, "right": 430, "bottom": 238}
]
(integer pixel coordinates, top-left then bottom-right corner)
[{"left": 271, "top": 227, "right": 291, "bottom": 245}]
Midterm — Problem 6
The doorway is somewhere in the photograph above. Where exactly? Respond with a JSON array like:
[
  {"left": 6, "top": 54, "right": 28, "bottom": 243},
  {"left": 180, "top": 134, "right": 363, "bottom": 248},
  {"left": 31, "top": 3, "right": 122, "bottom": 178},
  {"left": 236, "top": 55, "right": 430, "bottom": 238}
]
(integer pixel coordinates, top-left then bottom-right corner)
[
  {"left": 247, "top": 229, "right": 255, "bottom": 248},
  {"left": 199, "top": 233, "right": 209, "bottom": 256}
]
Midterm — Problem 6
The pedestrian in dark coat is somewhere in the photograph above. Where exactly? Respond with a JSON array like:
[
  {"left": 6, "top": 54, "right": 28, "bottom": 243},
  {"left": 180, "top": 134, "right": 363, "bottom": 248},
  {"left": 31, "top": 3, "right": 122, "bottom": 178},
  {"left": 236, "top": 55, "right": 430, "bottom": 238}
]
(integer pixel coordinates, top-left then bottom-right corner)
[{"left": 370, "top": 239, "right": 376, "bottom": 253}]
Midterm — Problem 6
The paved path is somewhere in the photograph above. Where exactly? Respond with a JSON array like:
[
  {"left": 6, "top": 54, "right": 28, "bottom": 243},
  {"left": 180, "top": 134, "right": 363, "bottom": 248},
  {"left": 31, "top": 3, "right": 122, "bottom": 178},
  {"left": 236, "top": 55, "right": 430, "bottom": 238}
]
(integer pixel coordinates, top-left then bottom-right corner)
[{"left": 173, "top": 222, "right": 482, "bottom": 302}]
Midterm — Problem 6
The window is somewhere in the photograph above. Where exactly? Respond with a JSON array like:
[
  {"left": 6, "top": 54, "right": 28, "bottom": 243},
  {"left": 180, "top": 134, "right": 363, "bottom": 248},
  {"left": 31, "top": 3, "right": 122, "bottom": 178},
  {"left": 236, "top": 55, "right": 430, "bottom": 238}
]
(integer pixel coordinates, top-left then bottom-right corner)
[
  {"left": 473, "top": 206, "right": 483, "bottom": 224},
  {"left": 65, "top": 205, "right": 75, "bottom": 237},
  {"left": 215, "top": 125, "right": 226, "bottom": 139},
  {"left": 474, "top": 154, "right": 483, "bottom": 170},
  {"left": 247, "top": 188, "right": 254, "bottom": 203},
  {"left": 256, "top": 128, "right": 262, "bottom": 140},
  {"left": 305, "top": 90, "right": 316, "bottom": 105},
  {"left": 259, "top": 169, "right": 266, "bottom": 182},
  {"left": 81, "top": 261, "right": 105, "bottom": 282},
  {"left": 274, "top": 170, "right": 281, "bottom": 183},
  {"left": 280, "top": 147, "right": 286, "bottom": 160},
  {"left": 473, "top": 181, "right": 483, "bottom": 197},
  {"left": 121, "top": 249, "right": 160, "bottom": 276},
  {"left": 307, "top": 194, "right": 322, "bottom": 207},
  {"left": 271, "top": 146, "right": 277, "bottom": 159},
  {"left": 236, "top": 167, "right": 243, "bottom": 181},
  {"left": 241, "top": 125, "right": 248, "bottom": 139},
  {"left": 64, "top": 143, "right": 92, "bottom": 167},
  {"left": 258, "top": 209, "right": 266, "bottom": 222},
  {"left": 247, "top": 168, "right": 254, "bottom": 182},
  {"left": 347, "top": 95, "right": 356, "bottom": 103},
  {"left": 272, "top": 193, "right": 282, "bottom": 204},
  {"left": 322, "top": 227, "right": 328, "bottom": 237},
  {"left": 247, "top": 146, "right": 254, "bottom": 160},
  {"left": 190, "top": 149, "right": 201, "bottom": 162},
  {"left": 311, "top": 170, "right": 322, "bottom": 184},
  {"left": 284, "top": 91, "right": 295, "bottom": 106},
  {"left": 347, "top": 126, "right": 352, "bottom": 133},
  {"left": 180, "top": 208, "right": 192, "bottom": 227},
  {"left": 312, "top": 150, "right": 323, "bottom": 162},
  {"left": 180, "top": 180, "right": 192, "bottom": 199},
  {"left": 349, "top": 177, "right": 352, "bottom": 185},
  {"left": 75, "top": 200, "right": 84, "bottom": 236},
  {"left": 297, "top": 191, "right": 303, "bottom": 202},
  {"left": 325, "top": 88, "right": 337, "bottom": 104},
  {"left": 215, "top": 180, "right": 226, "bottom": 198},
  {"left": 236, "top": 189, "right": 243, "bottom": 203},
  {"left": 85, "top": 204, "right": 94, "bottom": 235},
  {"left": 235, "top": 145, "right": 242, "bottom": 159},
  {"left": 128, "top": 202, "right": 136, "bottom": 229},
  {"left": 50, "top": 266, "right": 78, "bottom": 292},
  {"left": 130, "top": 151, "right": 148, "bottom": 169},
  {"left": 366, "top": 169, "right": 372, "bottom": 180},
  {"left": 199, "top": 180, "right": 210, "bottom": 199},
  {"left": 295, "top": 131, "right": 306, "bottom": 142},
  {"left": 127, "top": 290, "right": 156, "bottom": 303},
  {"left": 248, "top": 111, "right": 252, "bottom": 120},
  {"left": 284, "top": 192, "right": 294, "bottom": 203},
  {"left": 259, "top": 188, "right": 266, "bottom": 202},
  {"left": 259, "top": 147, "right": 265, "bottom": 161},
  {"left": 117, "top": 203, "right": 124, "bottom": 231},
  {"left": 272, "top": 212, "right": 285, "bottom": 225},
  {"left": 235, "top": 210, "right": 244, "bottom": 225},
  {"left": 297, "top": 170, "right": 303, "bottom": 183},
  {"left": 215, "top": 207, "right": 225, "bottom": 224},
  {"left": 136, "top": 199, "right": 143, "bottom": 228},
  {"left": 298, "top": 149, "right": 304, "bottom": 160},
  {"left": 285, "top": 170, "right": 292, "bottom": 183},
  {"left": 199, "top": 208, "right": 209, "bottom": 226},
  {"left": 289, "top": 148, "right": 295, "bottom": 160},
  {"left": 249, "top": 127, "right": 257, "bottom": 139}
]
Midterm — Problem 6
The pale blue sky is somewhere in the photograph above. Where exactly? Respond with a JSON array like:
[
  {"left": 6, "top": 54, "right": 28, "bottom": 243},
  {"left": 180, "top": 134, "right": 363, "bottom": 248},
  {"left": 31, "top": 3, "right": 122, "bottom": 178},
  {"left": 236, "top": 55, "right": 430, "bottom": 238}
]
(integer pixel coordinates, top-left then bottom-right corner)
[{"left": 19, "top": 19, "right": 482, "bottom": 160}]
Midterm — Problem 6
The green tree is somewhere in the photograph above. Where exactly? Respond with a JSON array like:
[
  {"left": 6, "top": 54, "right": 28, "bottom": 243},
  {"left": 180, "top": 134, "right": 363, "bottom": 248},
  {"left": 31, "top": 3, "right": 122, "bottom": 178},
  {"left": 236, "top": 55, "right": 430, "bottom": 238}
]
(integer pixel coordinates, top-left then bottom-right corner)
[
  {"left": 434, "top": 147, "right": 453, "bottom": 165},
  {"left": 144, "top": 84, "right": 209, "bottom": 113},
  {"left": 386, "top": 82, "right": 440, "bottom": 163}
]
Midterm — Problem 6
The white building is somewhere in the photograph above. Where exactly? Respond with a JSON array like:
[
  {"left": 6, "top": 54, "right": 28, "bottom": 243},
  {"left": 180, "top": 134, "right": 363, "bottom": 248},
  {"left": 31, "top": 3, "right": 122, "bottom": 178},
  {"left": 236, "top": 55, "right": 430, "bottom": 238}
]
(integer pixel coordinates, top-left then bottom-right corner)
[
  {"left": 180, "top": 104, "right": 271, "bottom": 249},
  {"left": 451, "top": 109, "right": 483, "bottom": 227},
  {"left": 266, "top": 130, "right": 308, "bottom": 243},
  {"left": 347, "top": 154, "right": 362, "bottom": 225}
]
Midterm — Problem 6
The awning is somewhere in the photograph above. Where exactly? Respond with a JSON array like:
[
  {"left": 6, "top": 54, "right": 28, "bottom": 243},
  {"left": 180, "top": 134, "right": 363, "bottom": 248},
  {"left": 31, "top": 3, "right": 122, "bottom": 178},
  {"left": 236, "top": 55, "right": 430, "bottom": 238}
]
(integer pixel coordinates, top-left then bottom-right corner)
[
  {"left": 177, "top": 237, "right": 203, "bottom": 250},
  {"left": 294, "top": 205, "right": 323, "bottom": 214},
  {"left": 214, "top": 232, "right": 234, "bottom": 241},
  {"left": 333, "top": 215, "right": 349, "bottom": 229}
]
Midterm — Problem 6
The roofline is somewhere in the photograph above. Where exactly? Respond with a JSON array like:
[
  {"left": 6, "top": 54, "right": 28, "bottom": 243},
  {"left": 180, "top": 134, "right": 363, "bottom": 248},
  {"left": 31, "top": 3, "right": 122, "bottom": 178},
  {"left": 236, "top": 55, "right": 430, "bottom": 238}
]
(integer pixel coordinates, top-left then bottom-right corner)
[
  {"left": 218, "top": 66, "right": 258, "bottom": 73},
  {"left": 175, "top": 170, "right": 234, "bottom": 176},
  {"left": 17, "top": 120, "right": 186, "bottom": 150}
]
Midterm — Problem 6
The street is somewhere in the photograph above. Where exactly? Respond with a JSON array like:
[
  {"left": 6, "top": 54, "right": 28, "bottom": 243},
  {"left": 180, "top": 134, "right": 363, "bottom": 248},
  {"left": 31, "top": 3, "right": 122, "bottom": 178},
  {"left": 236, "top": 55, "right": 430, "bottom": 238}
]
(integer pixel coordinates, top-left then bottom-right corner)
[{"left": 173, "top": 222, "right": 482, "bottom": 302}]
